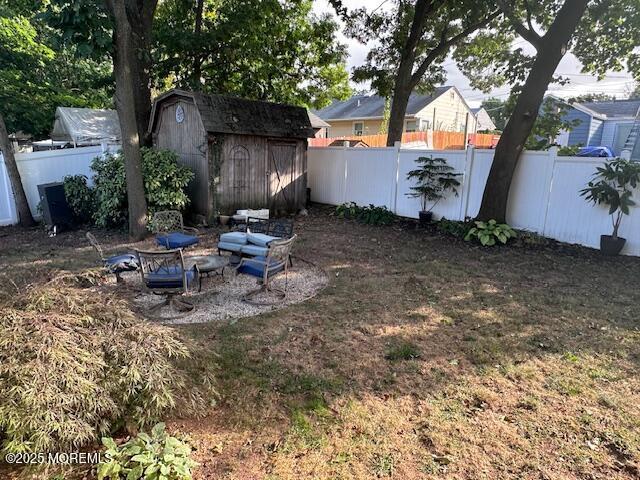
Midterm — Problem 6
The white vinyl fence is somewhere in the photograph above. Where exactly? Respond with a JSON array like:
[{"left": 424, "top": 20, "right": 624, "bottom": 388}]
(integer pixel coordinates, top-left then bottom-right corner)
[
  {"left": 308, "top": 145, "right": 640, "bottom": 257},
  {"left": 0, "top": 145, "right": 116, "bottom": 226}
]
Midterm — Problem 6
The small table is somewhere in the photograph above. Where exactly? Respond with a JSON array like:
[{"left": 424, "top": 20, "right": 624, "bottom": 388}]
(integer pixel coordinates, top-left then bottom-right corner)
[{"left": 184, "top": 255, "right": 229, "bottom": 291}]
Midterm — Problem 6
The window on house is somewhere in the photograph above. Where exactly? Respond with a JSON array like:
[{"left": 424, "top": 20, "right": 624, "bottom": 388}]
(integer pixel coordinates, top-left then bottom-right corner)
[
  {"left": 353, "top": 122, "right": 364, "bottom": 136},
  {"left": 405, "top": 120, "right": 418, "bottom": 132}
]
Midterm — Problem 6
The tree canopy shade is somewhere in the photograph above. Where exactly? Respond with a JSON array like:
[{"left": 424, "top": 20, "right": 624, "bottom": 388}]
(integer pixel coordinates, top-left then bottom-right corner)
[
  {"left": 0, "top": 2, "right": 112, "bottom": 137},
  {"left": 454, "top": 0, "right": 640, "bottom": 222},
  {"left": 331, "top": 0, "right": 502, "bottom": 146},
  {"left": 152, "top": 0, "right": 351, "bottom": 110}
]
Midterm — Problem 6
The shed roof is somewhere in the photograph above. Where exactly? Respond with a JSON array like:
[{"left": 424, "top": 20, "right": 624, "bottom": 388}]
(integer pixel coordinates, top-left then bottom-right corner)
[
  {"left": 51, "top": 107, "right": 121, "bottom": 145},
  {"left": 150, "top": 89, "right": 315, "bottom": 139},
  {"left": 307, "top": 110, "right": 330, "bottom": 129},
  {"left": 312, "top": 86, "right": 453, "bottom": 121}
]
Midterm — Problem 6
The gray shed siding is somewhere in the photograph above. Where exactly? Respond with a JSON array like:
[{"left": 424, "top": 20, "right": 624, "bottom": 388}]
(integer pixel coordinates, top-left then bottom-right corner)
[{"left": 152, "top": 98, "right": 209, "bottom": 215}]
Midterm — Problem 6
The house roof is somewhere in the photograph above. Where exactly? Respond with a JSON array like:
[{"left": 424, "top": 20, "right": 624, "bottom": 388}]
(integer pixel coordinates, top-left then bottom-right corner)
[
  {"left": 51, "top": 107, "right": 121, "bottom": 145},
  {"left": 307, "top": 110, "right": 330, "bottom": 129},
  {"left": 313, "top": 86, "right": 454, "bottom": 121},
  {"left": 150, "top": 89, "right": 315, "bottom": 139},
  {"left": 579, "top": 98, "right": 640, "bottom": 119}
]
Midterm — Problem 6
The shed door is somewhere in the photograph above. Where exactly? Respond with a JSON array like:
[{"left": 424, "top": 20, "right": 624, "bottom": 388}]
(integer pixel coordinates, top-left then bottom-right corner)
[{"left": 268, "top": 141, "right": 297, "bottom": 211}]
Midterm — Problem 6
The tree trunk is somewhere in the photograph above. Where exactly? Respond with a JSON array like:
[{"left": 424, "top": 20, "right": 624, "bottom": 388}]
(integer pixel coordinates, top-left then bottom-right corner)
[
  {"left": 192, "top": 0, "right": 204, "bottom": 88},
  {"left": 107, "top": 0, "right": 150, "bottom": 240},
  {"left": 0, "top": 112, "right": 35, "bottom": 227},
  {"left": 387, "top": 80, "right": 412, "bottom": 146},
  {"left": 476, "top": 0, "right": 589, "bottom": 222}
]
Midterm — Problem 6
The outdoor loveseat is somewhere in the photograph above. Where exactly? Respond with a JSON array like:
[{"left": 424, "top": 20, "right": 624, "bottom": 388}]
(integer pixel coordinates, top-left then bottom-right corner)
[{"left": 217, "top": 217, "right": 294, "bottom": 259}]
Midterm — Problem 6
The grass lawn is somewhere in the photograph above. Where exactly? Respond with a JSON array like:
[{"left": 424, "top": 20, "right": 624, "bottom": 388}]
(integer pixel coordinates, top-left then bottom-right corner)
[{"left": 1, "top": 206, "right": 639, "bottom": 479}]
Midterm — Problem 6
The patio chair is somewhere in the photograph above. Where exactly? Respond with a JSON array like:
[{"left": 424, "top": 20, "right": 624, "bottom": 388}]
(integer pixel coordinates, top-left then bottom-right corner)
[
  {"left": 86, "top": 232, "right": 138, "bottom": 282},
  {"left": 135, "top": 248, "right": 199, "bottom": 316},
  {"left": 233, "top": 234, "right": 297, "bottom": 305},
  {"left": 152, "top": 210, "right": 199, "bottom": 249},
  {"left": 218, "top": 217, "right": 294, "bottom": 264}
]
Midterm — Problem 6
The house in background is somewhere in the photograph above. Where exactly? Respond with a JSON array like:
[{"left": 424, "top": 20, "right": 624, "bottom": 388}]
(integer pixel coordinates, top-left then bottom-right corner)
[
  {"left": 307, "top": 110, "right": 330, "bottom": 138},
  {"left": 313, "top": 86, "right": 479, "bottom": 138},
  {"left": 470, "top": 107, "right": 497, "bottom": 132},
  {"left": 550, "top": 96, "right": 640, "bottom": 156}
]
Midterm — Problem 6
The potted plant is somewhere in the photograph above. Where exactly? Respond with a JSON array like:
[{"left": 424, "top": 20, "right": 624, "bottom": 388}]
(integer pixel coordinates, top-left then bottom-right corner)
[
  {"left": 406, "top": 156, "right": 461, "bottom": 224},
  {"left": 580, "top": 158, "right": 640, "bottom": 255}
]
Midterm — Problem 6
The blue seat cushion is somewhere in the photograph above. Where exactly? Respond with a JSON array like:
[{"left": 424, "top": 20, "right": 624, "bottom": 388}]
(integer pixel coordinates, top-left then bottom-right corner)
[
  {"left": 218, "top": 241, "right": 243, "bottom": 252},
  {"left": 241, "top": 244, "right": 268, "bottom": 257},
  {"left": 237, "top": 256, "right": 285, "bottom": 279},
  {"left": 105, "top": 253, "right": 138, "bottom": 272},
  {"left": 219, "top": 232, "right": 248, "bottom": 245},
  {"left": 146, "top": 265, "right": 195, "bottom": 289},
  {"left": 156, "top": 232, "right": 199, "bottom": 249},
  {"left": 247, "top": 232, "right": 278, "bottom": 247}
]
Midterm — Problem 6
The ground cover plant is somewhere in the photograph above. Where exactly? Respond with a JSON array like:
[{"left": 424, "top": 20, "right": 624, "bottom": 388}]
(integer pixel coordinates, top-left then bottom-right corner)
[{"left": 1, "top": 206, "right": 639, "bottom": 479}]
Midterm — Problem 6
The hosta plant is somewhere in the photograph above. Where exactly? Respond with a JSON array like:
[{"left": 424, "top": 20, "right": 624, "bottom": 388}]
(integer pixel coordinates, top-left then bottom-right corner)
[
  {"left": 98, "top": 423, "right": 197, "bottom": 480},
  {"left": 464, "top": 220, "right": 517, "bottom": 246}
]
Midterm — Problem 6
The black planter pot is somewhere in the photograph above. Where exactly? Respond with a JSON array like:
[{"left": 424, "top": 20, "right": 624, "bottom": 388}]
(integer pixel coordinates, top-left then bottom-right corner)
[
  {"left": 600, "top": 235, "right": 626, "bottom": 256},
  {"left": 418, "top": 211, "right": 433, "bottom": 225}
]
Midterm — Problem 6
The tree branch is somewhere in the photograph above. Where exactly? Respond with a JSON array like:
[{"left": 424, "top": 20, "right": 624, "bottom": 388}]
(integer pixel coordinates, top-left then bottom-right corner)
[
  {"left": 410, "top": 8, "right": 502, "bottom": 87},
  {"left": 497, "top": 0, "right": 543, "bottom": 50}
]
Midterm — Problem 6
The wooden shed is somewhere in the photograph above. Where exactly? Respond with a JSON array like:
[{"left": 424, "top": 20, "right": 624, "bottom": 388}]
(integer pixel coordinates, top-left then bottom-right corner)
[{"left": 149, "top": 89, "right": 314, "bottom": 222}]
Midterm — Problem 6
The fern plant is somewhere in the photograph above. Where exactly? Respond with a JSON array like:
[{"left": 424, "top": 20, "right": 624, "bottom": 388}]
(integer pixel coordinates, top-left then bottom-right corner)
[
  {"left": 464, "top": 220, "right": 517, "bottom": 246},
  {"left": 406, "top": 156, "right": 461, "bottom": 213}
]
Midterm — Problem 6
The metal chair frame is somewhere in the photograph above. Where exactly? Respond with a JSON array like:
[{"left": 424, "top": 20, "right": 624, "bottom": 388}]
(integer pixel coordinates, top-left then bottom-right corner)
[
  {"left": 234, "top": 234, "right": 297, "bottom": 305},
  {"left": 86, "top": 231, "right": 135, "bottom": 283},
  {"left": 136, "top": 248, "right": 200, "bottom": 316}
]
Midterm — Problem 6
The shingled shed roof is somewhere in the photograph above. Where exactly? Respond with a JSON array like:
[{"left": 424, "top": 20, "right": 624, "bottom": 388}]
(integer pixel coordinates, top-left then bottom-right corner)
[{"left": 150, "top": 89, "right": 315, "bottom": 139}]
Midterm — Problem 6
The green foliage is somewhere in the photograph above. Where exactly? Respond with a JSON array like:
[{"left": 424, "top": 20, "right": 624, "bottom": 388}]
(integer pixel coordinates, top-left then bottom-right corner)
[
  {"left": 525, "top": 98, "right": 580, "bottom": 151},
  {"left": 464, "top": 220, "right": 517, "bottom": 246},
  {"left": 437, "top": 217, "right": 473, "bottom": 238},
  {"left": 0, "top": 5, "right": 112, "bottom": 137},
  {"left": 90, "top": 148, "right": 194, "bottom": 228},
  {"left": 341, "top": 0, "right": 500, "bottom": 98},
  {"left": 480, "top": 97, "right": 508, "bottom": 131},
  {"left": 153, "top": 0, "right": 351, "bottom": 110},
  {"left": 335, "top": 202, "right": 395, "bottom": 225},
  {"left": 385, "top": 342, "right": 420, "bottom": 361},
  {"left": 558, "top": 145, "right": 581, "bottom": 156},
  {"left": 580, "top": 158, "right": 640, "bottom": 238},
  {"left": 98, "top": 423, "right": 197, "bottom": 480},
  {"left": 63, "top": 174, "right": 95, "bottom": 223},
  {"left": 406, "top": 156, "right": 461, "bottom": 212},
  {"left": 0, "top": 274, "right": 216, "bottom": 454}
]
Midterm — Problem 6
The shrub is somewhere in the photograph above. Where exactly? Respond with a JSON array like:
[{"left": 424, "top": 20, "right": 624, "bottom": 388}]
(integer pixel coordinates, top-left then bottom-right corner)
[
  {"left": 98, "top": 423, "right": 197, "bottom": 480},
  {"left": 63, "top": 174, "right": 96, "bottom": 223},
  {"left": 579, "top": 158, "right": 640, "bottom": 240},
  {"left": 0, "top": 273, "right": 216, "bottom": 454},
  {"left": 464, "top": 220, "right": 517, "bottom": 246},
  {"left": 335, "top": 202, "right": 395, "bottom": 225},
  {"left": 406, "top": 156, "right": 461, "bottom": 213},
  {"left": 437, "top": 217, "right": 473, "bottom": 238},
  {"left": 90, "top": 148, "right": 194, "bottom": 228}
]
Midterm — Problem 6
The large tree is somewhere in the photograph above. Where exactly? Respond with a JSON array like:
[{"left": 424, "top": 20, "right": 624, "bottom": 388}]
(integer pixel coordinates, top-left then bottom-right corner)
[
  {"left": 455, "top": 0, "right": 640, "bottom": 222},
  {"left": 153, "top": 0, "right": 351, "bottom": 109},
  {"left": 48, "top": 0, "right": 157, "bottom": 239},
  {"left": 333, "top": 0, "right": 502, "bottom": 146}
]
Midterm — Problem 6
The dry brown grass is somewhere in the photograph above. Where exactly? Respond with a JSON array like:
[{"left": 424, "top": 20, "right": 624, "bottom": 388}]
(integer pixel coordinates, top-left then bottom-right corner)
[{"left": 1, "top": 208, "right": 640, "bottom": 479}]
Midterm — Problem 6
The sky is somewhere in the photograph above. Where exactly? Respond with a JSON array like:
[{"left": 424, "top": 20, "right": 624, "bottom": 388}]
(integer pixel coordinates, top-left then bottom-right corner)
[{"left": 312, "top": 0, "right": 637, "bottom": 107}]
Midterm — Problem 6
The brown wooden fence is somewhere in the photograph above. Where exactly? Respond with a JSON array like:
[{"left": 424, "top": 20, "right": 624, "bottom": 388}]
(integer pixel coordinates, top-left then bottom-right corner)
[{"left": 309, "top": 131, "right": 499, "bottom": 149}]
